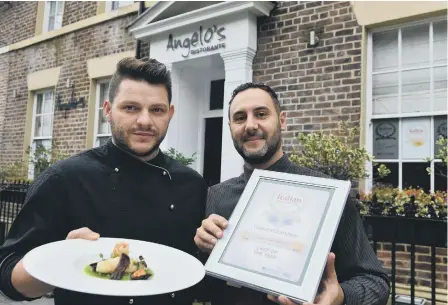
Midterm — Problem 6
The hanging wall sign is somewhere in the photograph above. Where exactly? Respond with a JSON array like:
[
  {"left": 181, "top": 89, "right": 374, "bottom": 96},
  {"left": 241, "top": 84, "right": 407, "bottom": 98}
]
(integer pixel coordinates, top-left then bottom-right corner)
[{"left": 166, "top": 25, "right": 226, "bottom": 58}]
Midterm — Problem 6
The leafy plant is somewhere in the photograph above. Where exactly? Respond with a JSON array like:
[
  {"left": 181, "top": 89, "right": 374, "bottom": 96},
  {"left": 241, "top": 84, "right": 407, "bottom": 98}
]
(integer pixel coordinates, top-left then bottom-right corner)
[
  {"left": 0, "top": 142, "right": 68, "bottom": 181},
  {"left": 164, "top": 148, "right": 196, "bottom": 166},
  {"left": 289, "top": 122, "right": 389, "bottom": 182},
  {"left": 357, "top": 187, "right": 447, "bottom": 220},
  {"left": 426, "top": 135, "right": 447, "bottom": 178}
]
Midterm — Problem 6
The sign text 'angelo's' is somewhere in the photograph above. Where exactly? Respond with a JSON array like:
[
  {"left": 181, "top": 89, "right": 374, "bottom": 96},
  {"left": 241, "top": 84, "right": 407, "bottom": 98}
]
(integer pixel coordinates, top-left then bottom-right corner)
[{"left": 166, "top": 25, "right": 226, "bottom": 58}]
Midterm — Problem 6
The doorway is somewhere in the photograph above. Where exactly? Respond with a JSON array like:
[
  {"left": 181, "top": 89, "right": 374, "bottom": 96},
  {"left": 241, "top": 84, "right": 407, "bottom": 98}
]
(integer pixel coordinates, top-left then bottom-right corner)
[
  {"left": 203, "top": 117, "right": 223, "bottom": 186},
  {"left": 202, "top": 79, "right": 224, "bottom": 186}
]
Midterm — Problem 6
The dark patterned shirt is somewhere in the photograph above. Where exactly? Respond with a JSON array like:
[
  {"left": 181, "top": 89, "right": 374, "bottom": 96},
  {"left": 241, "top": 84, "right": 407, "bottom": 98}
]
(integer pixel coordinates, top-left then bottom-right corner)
[{"left": 204, "top": 154, "right": 390, "bottom": 305}]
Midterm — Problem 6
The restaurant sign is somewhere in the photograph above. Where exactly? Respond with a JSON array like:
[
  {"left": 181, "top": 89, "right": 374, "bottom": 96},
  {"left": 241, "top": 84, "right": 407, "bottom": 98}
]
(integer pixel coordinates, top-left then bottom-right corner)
[{"left": 166, "top": 25, "right": 226, "bottom": 58}]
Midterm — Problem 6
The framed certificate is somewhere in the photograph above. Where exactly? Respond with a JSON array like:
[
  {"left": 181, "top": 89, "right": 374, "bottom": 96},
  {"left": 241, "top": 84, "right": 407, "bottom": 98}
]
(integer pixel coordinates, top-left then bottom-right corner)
[{"left": 205, "top": 169, "right": 351, "bottom": 304}]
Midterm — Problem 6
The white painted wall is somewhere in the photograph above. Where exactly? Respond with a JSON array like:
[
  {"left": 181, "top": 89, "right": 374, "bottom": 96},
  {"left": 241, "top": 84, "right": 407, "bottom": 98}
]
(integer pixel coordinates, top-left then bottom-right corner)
[{"left": 150, "top": 12, "right": 255, "bottom": 64}]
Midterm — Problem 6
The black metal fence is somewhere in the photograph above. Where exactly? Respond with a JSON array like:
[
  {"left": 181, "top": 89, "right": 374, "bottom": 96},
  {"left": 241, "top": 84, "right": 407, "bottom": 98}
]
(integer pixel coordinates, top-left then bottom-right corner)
[
  {"left": 364, "top": 216, "right": 447, "bottom": 305},
  {"left": 0, "top": 180, "right": 30, "bottom": 244}
]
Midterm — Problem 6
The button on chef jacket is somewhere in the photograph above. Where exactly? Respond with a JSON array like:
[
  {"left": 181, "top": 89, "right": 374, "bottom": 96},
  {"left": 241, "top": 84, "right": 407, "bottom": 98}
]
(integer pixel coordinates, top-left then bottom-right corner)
[{"left": 0, "top": 140, "right": 209, "bottom": 305}]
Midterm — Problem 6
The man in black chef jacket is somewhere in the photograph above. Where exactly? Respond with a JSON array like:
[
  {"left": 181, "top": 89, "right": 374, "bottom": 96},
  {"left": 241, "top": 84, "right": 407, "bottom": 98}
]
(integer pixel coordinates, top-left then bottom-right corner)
[{"left": 0, "top": 57, "right": 208, "bottom": 305}]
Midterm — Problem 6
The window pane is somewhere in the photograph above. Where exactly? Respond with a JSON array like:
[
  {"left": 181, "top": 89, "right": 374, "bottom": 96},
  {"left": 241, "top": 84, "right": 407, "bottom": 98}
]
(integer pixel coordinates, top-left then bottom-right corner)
[
  {"left": 43, "top": 92, "right": 54, "bottom": 113},
  {"left": 32, "top": 139, "right": 51, "bottom": 178},
  {"left": 34, "top": 139, "right": 51, "bottom": 150},
  {"left": 97, "top": 110, "right": 109, "bottom": 134},
  {"left": 112, "top": 1, "right": 120, "bottom": 10},
  {"left": 401, "top": 117, "right": 431, "bottom": 160},
  {"left": 49, "top": 1, "right": 56, "bottom": 15},
  {"left": 373, "top": 73, "right": 398, "bottom": 114},
  {"left": 434, "top": 116, "right": 447, "bottom": 156},
  {"left": 401, "top": 69, "right": 430, "bottom": 113},
  {"left": 48, "top": 16, "right": 55, "bottom": 31},
  {"left": 98, "top": 136, "right": 111, "bottom": 146},
  {"left": 56, "top": 1, "right": 64, "bottom": 14},
  {"left": 402, "top": 69, "right": 430, "bottom": 93},
  {"left": 42, "top": 114, "right": 52, "bottom": 137},
  {"left": 36, "top": 94, "right": 43, "bottom": 114},
  {"left": 210, "top": 79, "right": 224, "bottom": 110},
  {"left": 34, "top": 116, "right": 42, "bottom": 137},
  {"left": 373, "top": 119, "right": 399, "bottom": 159},
  {"left": 402, "top": 162, "right": 430, "bottom": 192},
  {"left": 402, "top": 24, "right": 429, "bottom": 69},
  {"left": 434, "top": 20, "right": 447, "bottom": 66},
  {"left": 373, "top": 162, "right": 398, "bottom": 188},
  {"left": 100, "top": 82, "right": 110, "bottom": 105},
  {"left": 373, "top": 30, "right": 398, "bottom": 73},
  {"left": 434, "top": 66, "right": 447, "bottom": 112},
  {"left": 434, "top": 66, "right": 447, "bottom": 90},
  {"left": 434, "top": 162, "right": 447, "bottom": 192}
]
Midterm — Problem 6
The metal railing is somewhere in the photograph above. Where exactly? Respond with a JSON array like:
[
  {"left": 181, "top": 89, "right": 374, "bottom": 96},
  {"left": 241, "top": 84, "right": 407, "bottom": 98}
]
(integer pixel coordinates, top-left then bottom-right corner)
[
  {"left": 0, "top": 180, "right": 29, "bottom": 244},
  {"left": 364, "top": 215, "right": 447, "bottom": 305}
]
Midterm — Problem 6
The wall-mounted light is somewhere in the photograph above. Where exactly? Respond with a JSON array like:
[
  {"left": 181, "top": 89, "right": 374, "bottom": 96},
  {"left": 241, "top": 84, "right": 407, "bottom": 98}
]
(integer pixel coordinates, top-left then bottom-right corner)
[
  {"left": 12, "top": 89, "right": 18, "bottom": 98},
  {"left": 309, "top": 30, "right": 319, "bottom": 48},
  {"left": 56, "top": 83, "right": 85, "bottom": 119}
]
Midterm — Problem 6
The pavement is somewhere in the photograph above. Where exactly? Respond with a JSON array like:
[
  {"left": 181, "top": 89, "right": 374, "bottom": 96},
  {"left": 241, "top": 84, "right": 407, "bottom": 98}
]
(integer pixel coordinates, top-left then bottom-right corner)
[{"left": 0, "top": 295, "right": 53, "bottom": 305}]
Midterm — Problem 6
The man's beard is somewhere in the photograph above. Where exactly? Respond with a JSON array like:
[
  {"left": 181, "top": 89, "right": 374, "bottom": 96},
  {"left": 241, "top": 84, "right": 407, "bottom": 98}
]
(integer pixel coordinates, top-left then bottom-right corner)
[
  {"left": 232, "top": 125, "right": 282, "bottom": 165},
  {"left": 110, "top": 118, "right": 166, "bottom": 159}
]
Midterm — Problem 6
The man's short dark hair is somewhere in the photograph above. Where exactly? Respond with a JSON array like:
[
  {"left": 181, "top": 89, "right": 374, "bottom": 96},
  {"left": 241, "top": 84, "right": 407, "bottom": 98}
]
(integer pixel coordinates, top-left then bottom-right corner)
[
  {"left": 228, "top": 82, "right": 281, "bottom": 118},
  {"left": 109, "top": 57, "right": 172, "bottom": 104}
]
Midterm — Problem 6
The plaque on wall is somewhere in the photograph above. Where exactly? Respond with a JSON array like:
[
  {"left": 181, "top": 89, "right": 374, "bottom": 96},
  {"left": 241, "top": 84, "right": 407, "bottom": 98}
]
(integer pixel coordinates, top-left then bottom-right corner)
[
  {"left": 402, "top": 117, "right": 431, "bottom": 160},
  {"left": 434, "top": 116, "right": 447, "bottom": 155},
  {"left": 373, "top": 119, "right": 399, "bottom": 159}
]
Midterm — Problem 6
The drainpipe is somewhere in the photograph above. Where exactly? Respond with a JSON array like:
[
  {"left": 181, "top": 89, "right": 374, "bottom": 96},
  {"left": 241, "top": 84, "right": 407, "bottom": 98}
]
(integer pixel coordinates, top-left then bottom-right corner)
[{"left": 135, "top": 1, "right": 145, "bottom": 59}]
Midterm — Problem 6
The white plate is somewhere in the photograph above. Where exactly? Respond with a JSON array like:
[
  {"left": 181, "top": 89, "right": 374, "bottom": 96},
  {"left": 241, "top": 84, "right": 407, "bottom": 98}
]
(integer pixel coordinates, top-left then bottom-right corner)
[{"left": 23, "top": 237, "right": 205, "bottom": 296}]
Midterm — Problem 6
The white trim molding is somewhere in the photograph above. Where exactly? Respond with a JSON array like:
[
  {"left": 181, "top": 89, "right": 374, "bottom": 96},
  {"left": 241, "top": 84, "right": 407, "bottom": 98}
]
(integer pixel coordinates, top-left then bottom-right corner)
[{"left": 128, "top": 1, "right": 274, "bottom": 40}]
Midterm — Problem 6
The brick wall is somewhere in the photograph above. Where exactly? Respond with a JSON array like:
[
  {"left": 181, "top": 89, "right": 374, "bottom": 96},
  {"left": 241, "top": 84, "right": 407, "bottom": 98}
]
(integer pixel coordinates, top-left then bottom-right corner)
[
  {"left": 1, "top": 14, "right": 138, "bottom": 165},
  {"left": 0, "top": 1, "right": 38, "bottom": 46},
  {"left": 377, "top": 243, "right": 447, "bottom": 290},
  {"left": 62, "top": 1, "right": 98, "bottom": 27},
  {"left": 0, "top": 54, "right": 9, "bottom": 165},
  {"left": 253, "top": 0, "right": 447, "bottom": 296},
  {"left": 253, "top": 1, "right": 362, "bottom": 154}
]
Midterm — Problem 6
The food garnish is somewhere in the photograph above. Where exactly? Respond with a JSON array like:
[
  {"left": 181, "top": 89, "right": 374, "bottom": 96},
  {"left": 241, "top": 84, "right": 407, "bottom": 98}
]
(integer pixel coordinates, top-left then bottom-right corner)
[{"left": 85, "top": 242, "right": 153, "bottom": 281}]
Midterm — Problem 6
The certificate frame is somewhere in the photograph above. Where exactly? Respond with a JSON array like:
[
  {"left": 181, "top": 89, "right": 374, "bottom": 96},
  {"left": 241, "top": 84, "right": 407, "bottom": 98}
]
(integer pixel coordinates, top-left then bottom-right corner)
[{"left": 205, "top": 169, "right": 351, "bottom": 304}]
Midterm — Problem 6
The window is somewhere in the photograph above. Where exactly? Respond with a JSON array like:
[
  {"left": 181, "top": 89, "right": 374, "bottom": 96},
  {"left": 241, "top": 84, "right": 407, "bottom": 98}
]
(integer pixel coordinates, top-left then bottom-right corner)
[
  {"left": 29, "top": 90, "right": 54, "bottom": 179},
  {"left": 367, "top": 17, "right": 447, "bottom": 192},
  {"left": 106, "top": 1, "right": 133, "bottom": 12},
  {"left": 43, "top": 1, "right": 64, "bottom": 32},
  {"left": 94, "top": 80, "right": 111, "bottom": 147},
  {"left": 209, "top": 79, "right": 225, "bottom": 110}
]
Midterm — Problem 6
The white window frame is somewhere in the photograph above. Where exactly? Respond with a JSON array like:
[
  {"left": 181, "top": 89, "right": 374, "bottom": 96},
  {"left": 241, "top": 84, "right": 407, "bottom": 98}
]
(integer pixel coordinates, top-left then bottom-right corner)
[
  {"left": 365, "top": 16, "right": 447, "bottom": 193},
  {"left": 93, "top": 79, "right": 112, "bottom": 147},
  {"left": 29, "top": 89, "right": 55, "bottom": 179},
  {"left": 42, "top": 1, "right": 64, "bottom": 33},
  {"left": 105, "top": 1, "right": 133, "bottom": 12}
]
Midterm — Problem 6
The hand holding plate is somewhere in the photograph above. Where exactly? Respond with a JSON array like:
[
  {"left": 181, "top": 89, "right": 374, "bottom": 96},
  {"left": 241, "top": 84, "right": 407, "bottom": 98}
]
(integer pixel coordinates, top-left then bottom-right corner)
[{"left": 66, "top": 227, "right": 100, "bottom": 240}]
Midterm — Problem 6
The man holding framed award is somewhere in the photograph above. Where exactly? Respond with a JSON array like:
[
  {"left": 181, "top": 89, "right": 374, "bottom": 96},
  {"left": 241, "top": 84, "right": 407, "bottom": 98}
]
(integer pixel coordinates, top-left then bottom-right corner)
[{"left": 194, "top": 83, "right": 390, "bottom": 305}]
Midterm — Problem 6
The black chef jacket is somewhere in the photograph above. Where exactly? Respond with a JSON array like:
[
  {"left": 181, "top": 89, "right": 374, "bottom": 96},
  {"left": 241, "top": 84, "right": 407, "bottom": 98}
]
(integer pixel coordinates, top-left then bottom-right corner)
[{"left": 0, "top": 140, "right": 208, "bottom": 305}]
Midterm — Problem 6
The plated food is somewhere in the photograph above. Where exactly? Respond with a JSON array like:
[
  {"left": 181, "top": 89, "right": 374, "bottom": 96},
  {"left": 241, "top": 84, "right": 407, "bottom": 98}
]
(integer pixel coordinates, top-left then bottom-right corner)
[{"left": 85, "top": 242, "right": 153, "bottom": 281}]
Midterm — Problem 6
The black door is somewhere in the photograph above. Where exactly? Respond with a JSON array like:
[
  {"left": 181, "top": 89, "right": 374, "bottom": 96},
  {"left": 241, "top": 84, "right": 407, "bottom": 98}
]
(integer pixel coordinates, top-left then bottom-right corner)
[{"left": 203, "top": 117, "right": 223, "bottom": 186}]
